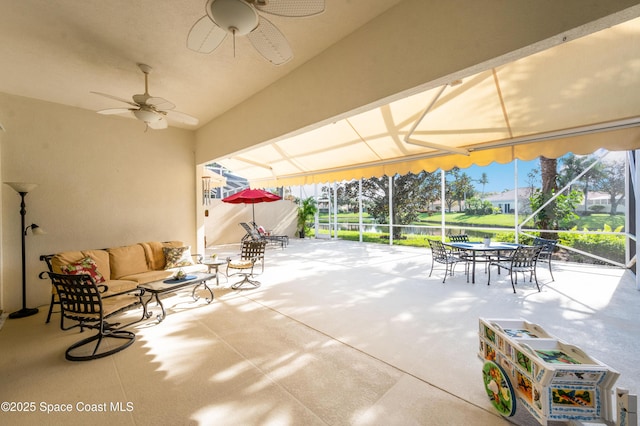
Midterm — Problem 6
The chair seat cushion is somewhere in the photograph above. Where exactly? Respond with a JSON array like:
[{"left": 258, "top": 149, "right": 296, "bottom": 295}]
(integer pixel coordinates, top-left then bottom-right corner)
[
  {"left": 228, "top": 260, "right": 254, "bottom": 269},
  {"left": 101, "top": 293, "right": 141, "bottom": 317}
]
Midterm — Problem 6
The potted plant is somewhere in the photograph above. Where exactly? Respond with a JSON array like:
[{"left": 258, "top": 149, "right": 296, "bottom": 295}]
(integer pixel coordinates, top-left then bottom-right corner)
[{"left": 297, "top": 197, "right": 317, "bottom": 238}]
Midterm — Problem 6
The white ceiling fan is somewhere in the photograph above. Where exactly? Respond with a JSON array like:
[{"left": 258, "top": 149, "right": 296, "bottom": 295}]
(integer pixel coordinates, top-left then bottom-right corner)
[
  {"left": 187, "top": 0, "right": 325, "bottom": 65},
  {"left": 91, "top": 64, "right": 199, "bottom": 130}
]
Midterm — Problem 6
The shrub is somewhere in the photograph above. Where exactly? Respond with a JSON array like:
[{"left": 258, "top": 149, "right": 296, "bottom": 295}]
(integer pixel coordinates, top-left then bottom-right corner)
[
  {"left": 589, "top": 205, "right": 607, "bottom": 213},
  {"left": 558, "top": 224, "right": 625, "bottom": 264}
]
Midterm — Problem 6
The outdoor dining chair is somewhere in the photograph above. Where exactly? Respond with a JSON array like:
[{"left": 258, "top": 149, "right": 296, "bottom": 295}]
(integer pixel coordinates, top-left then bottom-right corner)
[
  {"left": 448, "top": 234, "right": 469, "bottom": 243},
  {"left": 447, "top": 234, "right": 472, "bottom": 261},
  {"left": 428, "top": 239, "right": 465, "bottom": 283},
  {"left": 533, "top": 237, "right": 558, "bottom": 281},
  {"left": 487, "top": 245, "right": 544, "bottom": 293}
]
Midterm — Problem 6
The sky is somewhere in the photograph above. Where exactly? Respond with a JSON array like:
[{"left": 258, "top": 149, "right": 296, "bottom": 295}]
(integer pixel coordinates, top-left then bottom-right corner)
[
  {"left": 461, "top": 160, "right": 540, "bottom": 194},
  {"left": 449, "top": 149, "right": 626, "bottom": 194},
  {"left": 292, "top": 150, "right": 625, "bottom": 198}
]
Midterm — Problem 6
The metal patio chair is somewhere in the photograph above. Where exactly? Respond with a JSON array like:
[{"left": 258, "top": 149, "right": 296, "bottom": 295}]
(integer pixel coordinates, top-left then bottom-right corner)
[
  {"left": 428, "top": 239, "right": 465, "bottom": 283},
  {"left": 533, "top": 237, "right": 558, "bottom": 281},
  {"left": 226, "top": 240, "right": 267, "bottom": 289},
  {"left": 40, "top": 271, "right": 144, "bottom": 361},
  {"left": 487, "top": 245, "right": 544, "bottom": 293}
]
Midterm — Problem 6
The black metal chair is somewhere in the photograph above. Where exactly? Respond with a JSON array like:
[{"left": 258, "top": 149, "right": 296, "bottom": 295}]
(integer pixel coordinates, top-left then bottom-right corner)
[
  {"left": 40, "top": 271, "right": 144, "bottom": 361},
  {"left": 428, "top": 239, "right": 465, "bottom": 283},
  {"left": 533, "top": 237, "right": 558, "bottom": 281},
  {"left": 226, "top": 240, "right": 267, "bottom": 289},
  {"left": 447, "top": 234, "right": 472, "bottom": 264},
  {"left": 487, "top": 245, "right": 544, "bottom": 293}
]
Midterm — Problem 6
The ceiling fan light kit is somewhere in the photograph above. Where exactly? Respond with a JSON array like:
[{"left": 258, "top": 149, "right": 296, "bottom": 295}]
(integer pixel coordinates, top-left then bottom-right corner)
[
  {"left": 133, "top": 108, "right": 162, "bottom": 123},
  {"left": 187, "top": 0, "right": 325, "bottom": 65},
  {"left": 209, "top": 0, "right": 259, "bottom": 35}
]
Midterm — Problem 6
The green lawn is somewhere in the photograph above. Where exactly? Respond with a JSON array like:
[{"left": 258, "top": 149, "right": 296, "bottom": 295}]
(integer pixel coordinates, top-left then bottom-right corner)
[
  {"left": 318, "top": 212, "right": 624, "bottom": 231},
  {"left": 315, "top": 212, "right": 626, "bottom": 263}
]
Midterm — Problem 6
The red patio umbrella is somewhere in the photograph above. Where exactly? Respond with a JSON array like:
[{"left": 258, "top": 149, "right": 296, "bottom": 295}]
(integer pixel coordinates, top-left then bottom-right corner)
[{"left": 222, "top": 188, "right": 282, "bottom": 223}]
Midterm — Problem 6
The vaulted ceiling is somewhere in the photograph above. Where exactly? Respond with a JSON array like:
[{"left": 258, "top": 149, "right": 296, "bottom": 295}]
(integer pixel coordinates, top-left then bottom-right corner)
[
  {"left": 2, "top": 1, "right": 640, "bottom": 186},
  {"left": 217, "top": 16, "right": 640, "bottom": 186},
  {"left": 0, "top": 0, "right": 403, "bottom": 128}
]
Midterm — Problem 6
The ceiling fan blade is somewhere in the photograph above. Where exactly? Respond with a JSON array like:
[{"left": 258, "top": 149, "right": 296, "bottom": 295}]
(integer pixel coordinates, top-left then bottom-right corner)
[
  {"left": 247, "top": 16, "right": 293, "bottom": 65},
  {"left": 91, "top": 91, "right": 139, "bottom": 107},
  {"left": 146, "top": 97, "right": 175, "bottom": 111},
  {"left": 254, "top": 0, "right": 325, "bottom": 17},
  {"left": 147, "top": 117, "right": 168, "bottom": 130},
  {"left": 166, "top": 110, "right": 199, "bottom": 126},
  {"left": 187, "top": 15, "right": 227, "bottom": 53},
  {"left": 96, "top": 108, "right": 135, "bottom": 115}
]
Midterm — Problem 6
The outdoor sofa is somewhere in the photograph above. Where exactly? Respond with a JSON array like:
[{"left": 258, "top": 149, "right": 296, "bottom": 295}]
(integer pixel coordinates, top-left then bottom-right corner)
[{"left": 40, "top": 241, "right": 208, "bottom": 323}]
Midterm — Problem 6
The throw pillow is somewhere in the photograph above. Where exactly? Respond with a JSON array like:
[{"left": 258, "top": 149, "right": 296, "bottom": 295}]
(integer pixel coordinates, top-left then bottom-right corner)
[
  {"left": 60, "top": 256, "right": 106, "bottom": 284},
  {"left": 163, "top": 246, "right": 194, "bottom": 269}
]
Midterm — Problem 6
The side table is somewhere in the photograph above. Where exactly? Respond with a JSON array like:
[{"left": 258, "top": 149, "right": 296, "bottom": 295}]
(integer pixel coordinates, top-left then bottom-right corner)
[{"left": 202, "top": 259, "right": 228, "bottom": 286}]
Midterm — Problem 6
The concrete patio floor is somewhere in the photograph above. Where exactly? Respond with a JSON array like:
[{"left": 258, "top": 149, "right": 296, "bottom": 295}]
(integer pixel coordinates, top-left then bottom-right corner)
[
  {"left": 217, "top": 238, "right": 640, "bottom": 425},
  {"left": 0, "top": 238, "right": 637, "bottom": 425}
]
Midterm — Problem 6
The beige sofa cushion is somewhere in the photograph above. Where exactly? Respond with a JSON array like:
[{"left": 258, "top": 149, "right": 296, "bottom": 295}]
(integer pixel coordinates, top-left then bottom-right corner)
[
  {"left": 141, "top": 241, "right": 166, "bottom": 270},
  {"left": 108, "top": 244, "right": 149, "bottom": 280},
  {"left": 51, "top": 251, "right": 85, "bottom": 273},
  {"left": 120, "top": 263, "right": 208, "bottom": 285},
  {"left": 164, "top": 241, "right": 185, "bottom": 248},
  {"left": 141, "top": 241, "right": 185, "bottom": 271},
  {"left": 101, "top": 279, "right": 139, "bottom": 296}
]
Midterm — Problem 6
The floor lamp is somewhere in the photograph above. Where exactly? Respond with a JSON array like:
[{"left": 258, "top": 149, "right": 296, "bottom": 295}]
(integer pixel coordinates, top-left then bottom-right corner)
[{"left": 5, "top": 182, "right": 43, "bottom": 319}]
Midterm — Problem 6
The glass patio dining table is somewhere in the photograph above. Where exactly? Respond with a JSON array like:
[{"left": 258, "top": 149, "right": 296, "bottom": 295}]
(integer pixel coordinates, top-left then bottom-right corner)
[{"left": 443, "top": 241, "right": 520, "bottom": 283}]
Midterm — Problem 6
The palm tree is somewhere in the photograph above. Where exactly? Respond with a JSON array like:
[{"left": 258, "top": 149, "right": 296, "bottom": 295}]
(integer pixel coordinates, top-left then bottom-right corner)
[
  {"left": 297, "top": 197, "right": 318, "bottom": 238},
  {"left": 478, "top": 173, "right": 489, "bottom": 197},
  {"left": 539, "top": 156, "right": 558, "bottom": 239}
]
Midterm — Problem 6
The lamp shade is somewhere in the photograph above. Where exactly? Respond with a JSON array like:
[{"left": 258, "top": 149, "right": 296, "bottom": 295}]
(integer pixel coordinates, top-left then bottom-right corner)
[
  {"left": 28, "top": 224, "right": 45, "bottom": 235},
  {"left": 5, "top": 182, "right": 37, "bottom": 193},
  {"left": 133, "top": 108, "right": 162, "bottom": 123}
]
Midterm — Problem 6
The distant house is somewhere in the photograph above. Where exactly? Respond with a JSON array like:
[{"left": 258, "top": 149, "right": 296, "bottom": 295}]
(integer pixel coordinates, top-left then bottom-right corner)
[
  {"left": 576, "top": 191, "right": 625, "bottom": 214},
  {"left": 484, "top": 187, "right": 534, "bottom": 214},
  {"left": 484, "top": 188, "right": 624, "bottom": 215}
]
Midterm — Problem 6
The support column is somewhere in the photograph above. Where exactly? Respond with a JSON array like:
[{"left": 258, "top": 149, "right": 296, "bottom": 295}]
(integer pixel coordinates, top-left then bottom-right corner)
[
  {"left": 359, "top": 179, "right": 363, "bottom": 243},
  {"left": 514, "top": 159, "right": 519, "bottom": 244},
  {"left": 441, "top": 170, "right": 446, "bottom": 241},
  {"left": 388, "top": 175, "right": 393, "bottom": 245}
]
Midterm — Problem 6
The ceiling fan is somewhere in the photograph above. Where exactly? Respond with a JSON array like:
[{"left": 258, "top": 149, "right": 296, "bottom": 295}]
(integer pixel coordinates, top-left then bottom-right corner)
[
  {"left": 91, "top": 64, "right": 199, "bottom": 130},
  {"left": 187, "top": 0, "right": 325, "bottom": 65}
]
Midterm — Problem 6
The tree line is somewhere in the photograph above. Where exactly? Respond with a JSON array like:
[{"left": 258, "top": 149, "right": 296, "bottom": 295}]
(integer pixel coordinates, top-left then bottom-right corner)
[{"left": 318, "top": 153, "right": 625, "bottom": 238}]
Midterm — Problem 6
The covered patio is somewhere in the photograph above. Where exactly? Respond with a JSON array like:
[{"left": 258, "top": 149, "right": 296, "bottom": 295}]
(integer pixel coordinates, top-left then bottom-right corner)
[{"left": 1, "top": 239, "right": 637, "bottom": 425}]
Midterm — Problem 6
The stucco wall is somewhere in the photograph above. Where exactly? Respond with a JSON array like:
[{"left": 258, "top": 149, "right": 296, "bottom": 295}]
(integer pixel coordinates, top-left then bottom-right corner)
[
  {"left": 204, "top": 199, "right": 297, "bottom": 246},
  {"left": 0, "top": 92, "right": 198, "bottom": 312}
]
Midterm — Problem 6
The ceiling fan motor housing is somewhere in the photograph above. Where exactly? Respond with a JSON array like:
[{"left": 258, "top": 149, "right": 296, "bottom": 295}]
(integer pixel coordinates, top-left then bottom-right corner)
[{"left": 208, "top": 0, "right": 259, "bottom": 35}]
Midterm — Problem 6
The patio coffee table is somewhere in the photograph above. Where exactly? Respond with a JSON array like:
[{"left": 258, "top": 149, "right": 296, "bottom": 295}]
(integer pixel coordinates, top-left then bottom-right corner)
[{"left": 138, "top": 272, "right": 216, "bottom": 322}]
